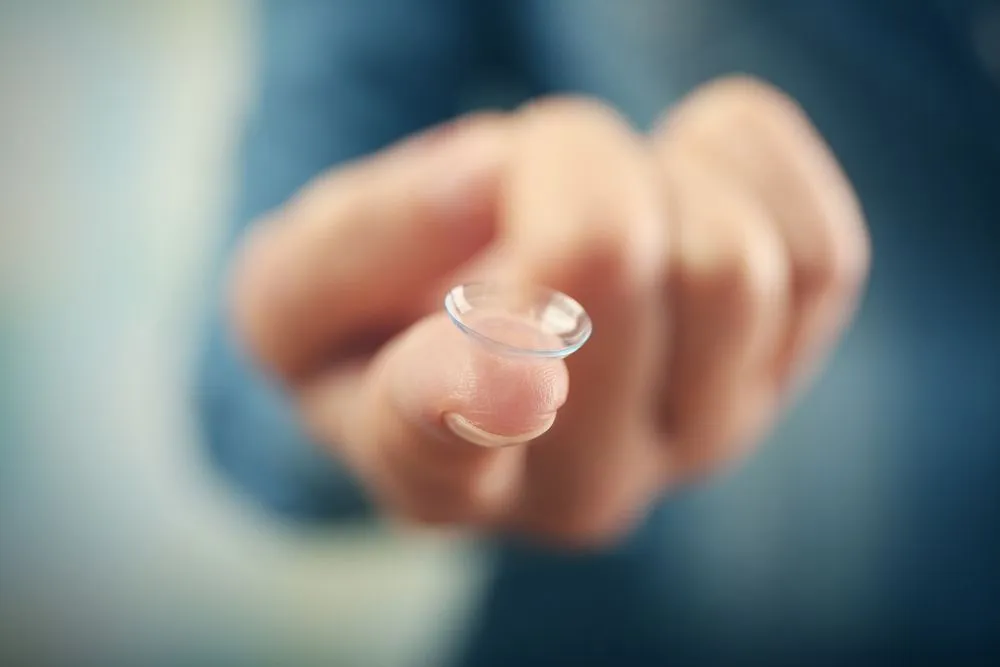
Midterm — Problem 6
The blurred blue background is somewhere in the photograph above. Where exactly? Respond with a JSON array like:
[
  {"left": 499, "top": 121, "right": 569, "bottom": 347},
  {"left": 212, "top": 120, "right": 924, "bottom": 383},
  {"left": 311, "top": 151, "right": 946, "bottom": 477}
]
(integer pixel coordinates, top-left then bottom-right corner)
[
  {"left": 0, "top": 3, "right": 486, "bottom": 666},
  {"left": 1, "top": 1, "right": 998, "bottom": 666}
]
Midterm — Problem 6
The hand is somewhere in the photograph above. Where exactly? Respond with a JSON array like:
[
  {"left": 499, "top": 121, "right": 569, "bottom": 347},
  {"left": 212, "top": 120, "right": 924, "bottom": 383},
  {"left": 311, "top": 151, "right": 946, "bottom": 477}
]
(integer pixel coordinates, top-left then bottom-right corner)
[{"left": 230, "top": 77, "right": 870, "bottom": 547}]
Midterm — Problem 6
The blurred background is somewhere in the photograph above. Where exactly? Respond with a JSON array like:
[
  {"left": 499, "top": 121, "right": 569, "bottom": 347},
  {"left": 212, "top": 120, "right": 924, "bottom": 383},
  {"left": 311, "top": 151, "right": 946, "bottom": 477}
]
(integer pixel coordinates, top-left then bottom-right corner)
[
  {"left": 0, "top": 3, "right": 485, "bottom": 665},
  {"left": 1, "top": 1, "right": 998, "bottom": 666}
]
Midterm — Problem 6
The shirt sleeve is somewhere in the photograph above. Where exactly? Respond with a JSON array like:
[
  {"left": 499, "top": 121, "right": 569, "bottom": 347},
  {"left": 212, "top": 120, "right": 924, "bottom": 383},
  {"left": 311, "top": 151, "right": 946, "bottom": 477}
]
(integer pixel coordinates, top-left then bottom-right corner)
[{"left": 193, "top": 0, "right": 475, "bottom": 522}]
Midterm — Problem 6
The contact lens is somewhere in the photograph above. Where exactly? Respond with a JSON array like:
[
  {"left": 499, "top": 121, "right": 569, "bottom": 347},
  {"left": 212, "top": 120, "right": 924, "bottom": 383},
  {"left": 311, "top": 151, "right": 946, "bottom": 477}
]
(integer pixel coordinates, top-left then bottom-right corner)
[{"left": 444, "top": 283, "right": 592, "bottom": 359}]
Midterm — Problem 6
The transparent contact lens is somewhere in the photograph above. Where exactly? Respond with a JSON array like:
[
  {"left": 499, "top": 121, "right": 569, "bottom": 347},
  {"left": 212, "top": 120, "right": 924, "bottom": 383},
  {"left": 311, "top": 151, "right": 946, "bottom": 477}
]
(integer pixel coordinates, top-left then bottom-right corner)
[{"left": 444, "top": 283, "right": 592, "bottom": 359}]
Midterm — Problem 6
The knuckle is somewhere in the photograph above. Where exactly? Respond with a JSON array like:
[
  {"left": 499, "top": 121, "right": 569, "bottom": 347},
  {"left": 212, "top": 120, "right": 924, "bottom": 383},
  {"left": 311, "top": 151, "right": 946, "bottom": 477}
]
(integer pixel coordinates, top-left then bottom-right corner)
[
  {"left": 656, "top": 75, "right": 807, "bottom": 146},
  {"left": 522, "top": 95, "right": 631, "bottom": 135},
  {"left": 740, "top": 226, "right": 789, "bottom": 311},
  {"left": 514, "top": 190, "right": 661, "bottom": 296},
  {"left": 797, "top": 224, "right": 871, "bottom": 301},
  {"left": 698, "top": 76, "right": 807, "bottom": 128},
  {"left": 409, "top": 112, "right": 511, "bottom": 156},
  {"left": 546, "top": 217, "right": 662, "bottom": 299},
  {"left": 518, "top": 96, "right": 643, "bottom": 168},
  {"left": 680, "top": 213, "right": 788, "bottom": 322},
  {"left": 730, "top": 76, "right": 804, "bottom": 121}
]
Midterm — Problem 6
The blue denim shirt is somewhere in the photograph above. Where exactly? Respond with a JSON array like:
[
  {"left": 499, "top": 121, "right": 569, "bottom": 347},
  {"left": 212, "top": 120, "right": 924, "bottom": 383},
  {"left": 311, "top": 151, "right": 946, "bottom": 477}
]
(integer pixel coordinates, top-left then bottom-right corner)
[{"left": 196, "top": 1, "right": 1000, "bottom": 664}]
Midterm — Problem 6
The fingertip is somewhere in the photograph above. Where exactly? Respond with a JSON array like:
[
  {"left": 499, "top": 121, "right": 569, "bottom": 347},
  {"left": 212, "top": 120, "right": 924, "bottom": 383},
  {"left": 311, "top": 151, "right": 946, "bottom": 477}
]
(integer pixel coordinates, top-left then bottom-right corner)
[{"left": 383, "top": 314, "right": 569, "bottom": 445}]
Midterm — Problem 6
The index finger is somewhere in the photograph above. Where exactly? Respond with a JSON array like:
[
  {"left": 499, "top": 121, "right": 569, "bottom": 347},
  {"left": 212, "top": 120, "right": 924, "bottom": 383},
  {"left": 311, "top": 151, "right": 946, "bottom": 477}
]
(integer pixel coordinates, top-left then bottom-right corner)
[{"left": 230, "top": 116, "right": 513, "bottom": 382}]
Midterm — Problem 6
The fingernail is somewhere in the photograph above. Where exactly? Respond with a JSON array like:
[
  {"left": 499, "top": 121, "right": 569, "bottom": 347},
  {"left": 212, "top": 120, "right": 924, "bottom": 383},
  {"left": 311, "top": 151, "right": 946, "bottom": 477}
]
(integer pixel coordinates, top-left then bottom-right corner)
[{"left": 443, "top": 412, "right": 556, "bottom": 448}]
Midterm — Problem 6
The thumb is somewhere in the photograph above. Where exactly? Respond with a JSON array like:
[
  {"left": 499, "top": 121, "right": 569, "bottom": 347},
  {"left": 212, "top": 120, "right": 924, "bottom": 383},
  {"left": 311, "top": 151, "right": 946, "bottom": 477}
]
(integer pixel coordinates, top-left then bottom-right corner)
[{"left": 231, "top": 115, "right": 512, "bottom": 382}]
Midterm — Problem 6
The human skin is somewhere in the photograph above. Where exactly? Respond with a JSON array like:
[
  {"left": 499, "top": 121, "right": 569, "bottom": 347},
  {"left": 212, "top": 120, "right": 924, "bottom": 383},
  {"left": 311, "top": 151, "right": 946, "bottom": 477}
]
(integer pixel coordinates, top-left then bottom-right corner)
[{"left": 229, "top": 77, "right": 870, "bottom": 548}]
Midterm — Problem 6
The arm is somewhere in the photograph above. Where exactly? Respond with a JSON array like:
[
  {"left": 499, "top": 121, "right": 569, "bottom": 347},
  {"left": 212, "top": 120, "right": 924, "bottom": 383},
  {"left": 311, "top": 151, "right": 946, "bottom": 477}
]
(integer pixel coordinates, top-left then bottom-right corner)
[{"left": 194, "top": 0, "right": 474, "bottom": 522}]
